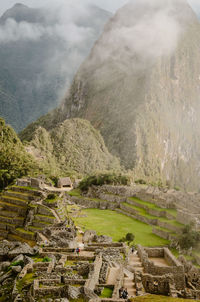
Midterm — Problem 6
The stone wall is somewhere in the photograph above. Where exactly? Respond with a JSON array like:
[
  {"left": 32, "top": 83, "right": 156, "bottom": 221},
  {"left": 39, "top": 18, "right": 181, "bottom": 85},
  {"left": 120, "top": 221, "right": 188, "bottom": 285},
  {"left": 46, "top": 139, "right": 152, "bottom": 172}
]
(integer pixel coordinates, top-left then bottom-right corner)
[
  {"left": 137, "top": 246, "right": 185, "bottom": 290},
  {"left": 142, "top": 273, "right": 174, "bottom": 295},
  {"left": 156, "top": 220, "right": 180, "bottom": 233},
  {"left": 148, "top": 208, "right": 174, "bottom": 220},
  {"left": 177, "top": 209, "right": 200, "bottom": 228},
  {"left": 93, "top": 185, "right": 200, "bottom": 217},
  {"left": 144, "top": 247, "right": 164, "bottom": 258},
  {"left": 164, "top": 248, "right": 179, "bottom": 267},
  {"left": 119, "top": 204, "right": 157, "bottom": 225},
  {"left": 85, "top": 254, "right": 102, "bottom": 291},
  {"left": 152, "top": 227, "right": 170, "bottom": 240},
  {"left": 112, "top": 265, "right": 124, "bottom": 299},
  {"left": 68, "top": 195, "right": 117, "bottom": 210}
]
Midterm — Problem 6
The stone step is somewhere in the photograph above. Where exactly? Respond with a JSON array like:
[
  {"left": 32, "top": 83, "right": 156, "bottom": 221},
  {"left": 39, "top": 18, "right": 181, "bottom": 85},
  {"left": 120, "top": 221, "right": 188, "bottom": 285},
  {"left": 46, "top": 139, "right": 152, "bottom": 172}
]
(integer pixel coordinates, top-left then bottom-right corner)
[
  {"left": 32, "top": 220, "right": 51, "bottom": 229},
  {"left": 0, "top": 222, "right": 16, "bottom": 231},
  {"left": 1, "top": 195, "right": 28, "bottom": 207},
  {"left": 14, "top": 228, "right": 35, "bottom": 241},
  {"left": 7, "top": 234, "right": 36, "bottom": 247},
  {"left": 0, "top": 229, "right": 8, "bottom": 238},
  {"left": 101, "top": 299, "right": 124, "bottom": 302},
  {"left": 0, "top": 201, "right": 27, "bottom": 215},
  {"left": 28, "top": 226, "right": 42, "bottom": 233},
  {"left": 4, "top": 190, "right": 34, "bottom": 201},
  {"left": 133, "top": 266, "right": 144, "bottom": 272},
  {"left": 123, "top": 278, "right": 136, "bottom": 297},
  {"left": 131, "top": 263, "right": 143, "bottom": 267},
  {"left": 0, "top": 210, "right": 19, "bottom": 218},
  {"left": 10, "top": 186, "right": 42, "bottom": 197},
  {"left": 0, "top": 215, "right": 24, "bottom": 226},
  {"left": 34, "top": 214, "right": 55, "bottom": 224}
]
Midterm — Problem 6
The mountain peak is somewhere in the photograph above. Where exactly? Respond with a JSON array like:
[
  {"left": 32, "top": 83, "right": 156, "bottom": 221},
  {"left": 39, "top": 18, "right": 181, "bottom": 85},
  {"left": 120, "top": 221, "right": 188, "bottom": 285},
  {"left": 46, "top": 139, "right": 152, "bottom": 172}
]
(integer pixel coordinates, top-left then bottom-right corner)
[
  {"left": 23, "top": 0, "right": 200, "bottom": 191},
  {"left": 13, "top": 3, "right": 28, "bottom": 9}
]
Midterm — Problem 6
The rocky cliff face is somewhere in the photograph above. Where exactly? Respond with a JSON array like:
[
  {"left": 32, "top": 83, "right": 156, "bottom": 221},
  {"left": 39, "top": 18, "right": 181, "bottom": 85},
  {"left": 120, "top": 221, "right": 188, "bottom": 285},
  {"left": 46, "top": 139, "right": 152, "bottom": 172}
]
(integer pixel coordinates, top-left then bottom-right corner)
[{"left": 21, "top": 0, "right": 200, "bottom": 191}]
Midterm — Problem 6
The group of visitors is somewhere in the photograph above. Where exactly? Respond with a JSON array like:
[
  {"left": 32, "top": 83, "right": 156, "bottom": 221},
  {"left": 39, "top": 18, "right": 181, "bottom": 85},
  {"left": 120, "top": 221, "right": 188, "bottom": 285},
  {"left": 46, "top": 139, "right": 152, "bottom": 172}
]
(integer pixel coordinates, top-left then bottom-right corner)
[
  {"left": 119, "top": 287, "right": 128, "bottom": 299},
  {"left": 75, "top": 247, "right": 80, "bottom": 255},
  {"left": 72, "top": 247, "right": 81, "bottom": 254}
]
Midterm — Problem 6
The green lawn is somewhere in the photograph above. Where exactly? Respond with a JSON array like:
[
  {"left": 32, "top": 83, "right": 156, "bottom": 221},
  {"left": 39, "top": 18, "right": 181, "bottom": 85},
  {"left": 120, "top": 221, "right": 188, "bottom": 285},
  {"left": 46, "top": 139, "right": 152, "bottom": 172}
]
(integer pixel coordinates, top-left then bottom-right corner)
[
  {"left": 129, "top": 197, "right": 177, "bottom": 217},
  {"left": 123, "top": 202, "right": 183, "bottom": 228},
  {"left": 100, "top": 287, "right": 113, "bottom": 298},
  {"left": 74, "top": 209, "right": 169, "bottom": 247},
  {"left": 132, "top": 295, "right": 200, "bottom": 302}
]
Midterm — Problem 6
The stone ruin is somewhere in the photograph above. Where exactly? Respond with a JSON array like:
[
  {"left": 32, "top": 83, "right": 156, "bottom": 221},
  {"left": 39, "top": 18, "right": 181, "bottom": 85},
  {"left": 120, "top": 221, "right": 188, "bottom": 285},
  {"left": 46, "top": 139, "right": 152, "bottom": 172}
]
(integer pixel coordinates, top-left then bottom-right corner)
[
  {"left": 81, "top": 184, "right": 200, "bottom": 228},
  {"left": 0, "top": 229, "right": 200, "bottom": 301},
  {"left": 135, "top": 245, "right": 200, "bottom": 300},
  {"left": 0, "top": 179, "right": 200, "bottom": 301}
]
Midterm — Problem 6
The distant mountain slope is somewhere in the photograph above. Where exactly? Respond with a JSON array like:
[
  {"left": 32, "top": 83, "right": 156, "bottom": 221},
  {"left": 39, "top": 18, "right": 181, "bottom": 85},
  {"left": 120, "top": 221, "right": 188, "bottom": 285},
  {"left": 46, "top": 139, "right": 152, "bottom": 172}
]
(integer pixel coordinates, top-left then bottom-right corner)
[
  {"left": 0, "top": 3, "right": 111, "bottom": 131},
  {"left": 0, "top": 118, "right": 38, "bottom": 188},
  {"left": 21, "top": 0, "right": 200, "bottom": 191},
  {"left": 26, "top": 118, "right": 121, "bottom": 176}
]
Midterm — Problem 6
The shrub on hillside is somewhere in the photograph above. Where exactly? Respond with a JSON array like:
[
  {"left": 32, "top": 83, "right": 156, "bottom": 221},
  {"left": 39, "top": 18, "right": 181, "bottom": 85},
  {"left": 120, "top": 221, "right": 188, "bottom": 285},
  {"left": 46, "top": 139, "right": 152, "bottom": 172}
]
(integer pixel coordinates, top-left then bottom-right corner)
[
  {"left": 78, "top": 173, "right": 130, "bottom": 192},
  {"left": 47, "top": 193, "right": 56, "bottom": 200},
  {"left": 135, "top": 179, "right": 146, "bottom": 185},
  {"left": 119, "top": 232, "right": 135, "bottom": 246},
  {"left": 177, "top": 224, "right": 200, "bottom": 250}
]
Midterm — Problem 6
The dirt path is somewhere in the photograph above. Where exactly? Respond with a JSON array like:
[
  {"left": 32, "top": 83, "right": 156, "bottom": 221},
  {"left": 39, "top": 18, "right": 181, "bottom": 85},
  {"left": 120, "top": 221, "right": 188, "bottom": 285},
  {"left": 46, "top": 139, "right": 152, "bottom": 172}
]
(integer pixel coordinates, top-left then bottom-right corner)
[
  {"left": 149, "top": 257, "right": 170, "bottom": 267},
  {"left": 107, "top": 265, "right": 120, "bottom": 284},
  {"left": 43, "top": 185, "right": 72, "bottom": 192},
  {"left": 129, "top": 253, "right": 144, "bottom": 272},
  {"left": 123, "top": 275, "right": 136, "bottom": 298}
]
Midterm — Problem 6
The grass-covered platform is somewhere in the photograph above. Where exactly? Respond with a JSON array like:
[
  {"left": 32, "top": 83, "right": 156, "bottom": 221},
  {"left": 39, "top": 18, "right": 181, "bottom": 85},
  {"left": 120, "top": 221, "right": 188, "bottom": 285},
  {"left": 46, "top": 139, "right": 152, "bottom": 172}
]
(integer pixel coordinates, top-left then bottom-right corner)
[
  {"left": 74, "top": 209, "right": 169, "bottom": 246},
  {"left": 132, "top": 295, "right": 200, "bottom": 302}
]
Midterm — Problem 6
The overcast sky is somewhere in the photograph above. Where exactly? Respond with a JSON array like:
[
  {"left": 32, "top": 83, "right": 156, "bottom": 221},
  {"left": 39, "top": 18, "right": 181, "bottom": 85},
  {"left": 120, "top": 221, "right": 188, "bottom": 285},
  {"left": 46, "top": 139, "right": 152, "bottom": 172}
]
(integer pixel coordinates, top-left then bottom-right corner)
[
  {"left": 0, "top": 0, "right": 130, "bottom": 16},
  {"left": 0, "top": 0, "right": 199, "bottom": 19}
]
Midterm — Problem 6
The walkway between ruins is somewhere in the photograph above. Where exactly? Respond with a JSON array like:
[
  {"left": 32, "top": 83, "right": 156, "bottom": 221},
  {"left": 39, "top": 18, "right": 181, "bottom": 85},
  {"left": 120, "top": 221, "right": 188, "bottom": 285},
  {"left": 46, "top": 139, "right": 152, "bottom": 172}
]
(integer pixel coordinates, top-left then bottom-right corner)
[
  {"left": 149, "top": 257, "right": 170, "bottom": 267},
  {"left": 107, "top": 263, "right": 120, "bottom": 284},
  {"left": 122, "top": 252, "right": 143, "bottom": 298},
  {"left": 43, "top": 184, "right": 72, "bottom": 192},
  {"left": 129, "top": 253, "right": 144, "bottom": 273}
]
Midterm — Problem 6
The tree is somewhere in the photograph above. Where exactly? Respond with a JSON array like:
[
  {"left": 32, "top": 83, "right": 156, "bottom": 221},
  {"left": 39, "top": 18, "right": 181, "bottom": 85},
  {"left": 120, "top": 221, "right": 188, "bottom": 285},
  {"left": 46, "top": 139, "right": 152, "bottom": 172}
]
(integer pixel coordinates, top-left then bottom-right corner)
[
  {"left": 126, "top": 233, "right": 135, "bottom": 246},
  {"left": 177, "top": 224, "right": 200, "bottom": 250}
]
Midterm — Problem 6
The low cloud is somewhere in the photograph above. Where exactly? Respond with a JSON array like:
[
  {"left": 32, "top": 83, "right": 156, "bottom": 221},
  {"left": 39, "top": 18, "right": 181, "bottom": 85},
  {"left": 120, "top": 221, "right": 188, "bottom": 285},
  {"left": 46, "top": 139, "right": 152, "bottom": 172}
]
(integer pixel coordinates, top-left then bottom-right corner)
[
  {"left": 91, "top": 0, "right": 194, "bottom": 73},
  {"left": 0, "top": 1, "right": 95, "bottom": 44}
]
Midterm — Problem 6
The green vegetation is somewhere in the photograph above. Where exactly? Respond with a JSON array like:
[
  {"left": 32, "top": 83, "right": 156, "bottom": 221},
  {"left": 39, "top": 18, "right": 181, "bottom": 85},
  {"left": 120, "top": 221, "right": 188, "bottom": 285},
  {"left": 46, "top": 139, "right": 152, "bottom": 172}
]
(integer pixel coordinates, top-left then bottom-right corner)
[
  {"left": 177, "top": 224, "right": 200, "bottom": 250},
  {"left": 119, "top": 232, "right": 135, "bottom": 246},
  {"left": 42, "top": 256, "right": 51, "bottom": 263},
  {"left": 124, "top": 202, "right": 182, "bottom": 228},
  {"left": 68, "top": 189, "right": 82, "bottom": 197},
  {"left": 45, "top": 193, "right": 60, "bottom": 204},
  {"left": 8, "top": 260, "right": 24, "bottom": 271},
  {"left": 100, "top": 287, "right": 113, "bottom": 298},
  {"left": 16, "top": 273, "right": 35, "bottom": 294},
  {"left": 22, "top": 119, "right": 121, "bottom": 177},
  {"left": 135, "top": 179, "right": 147, "bottom": 185},
  {"left": 129, "top": 197, "right": 177, "bottom": 217},
  {"left": 47, "top": 193, "right": 56, "bottom": 200},
  {"left": 74, "top": 209, "right": 169, "bottom": 246},
  {"left": 79, "top": 173, "right": 130, "bottom": 192},
  {"left": 0, "top": 118, "right": 39, "bottom": 190},
  {"left": 132, "top": 295, "right": 200, "bottom": 302}
]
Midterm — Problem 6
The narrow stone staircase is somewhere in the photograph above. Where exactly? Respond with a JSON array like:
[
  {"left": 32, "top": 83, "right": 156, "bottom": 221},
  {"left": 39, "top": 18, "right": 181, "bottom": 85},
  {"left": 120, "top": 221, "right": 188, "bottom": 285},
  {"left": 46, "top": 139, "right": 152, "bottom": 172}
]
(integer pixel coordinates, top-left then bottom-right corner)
[
  {"left": 129, "top": 253, "right": 144, "bottom": 273},
  {"left": 107, "top": 262, "right": 120, "bottom": 285},
  {"left": 123, "top": 269, "right": 137, "bottom": 298}
]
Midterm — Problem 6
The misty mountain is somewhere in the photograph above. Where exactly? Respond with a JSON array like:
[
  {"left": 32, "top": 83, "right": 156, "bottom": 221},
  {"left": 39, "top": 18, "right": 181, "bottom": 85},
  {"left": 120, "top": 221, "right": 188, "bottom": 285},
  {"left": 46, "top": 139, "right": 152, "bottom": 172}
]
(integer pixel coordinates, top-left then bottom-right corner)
[
  {"left": 26, "top": 118, "right": 121, "bottom": 176},
  {"left": 21, "top": 0, "right": 200, "bottom": 191},
  {"left": 0, "top": 3, "right": 112, "bottom": 131}
]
